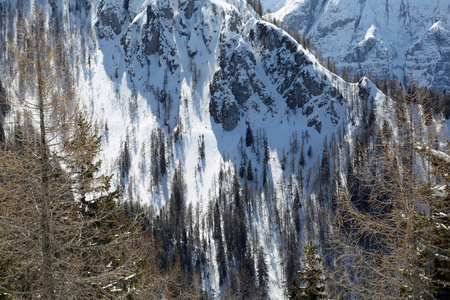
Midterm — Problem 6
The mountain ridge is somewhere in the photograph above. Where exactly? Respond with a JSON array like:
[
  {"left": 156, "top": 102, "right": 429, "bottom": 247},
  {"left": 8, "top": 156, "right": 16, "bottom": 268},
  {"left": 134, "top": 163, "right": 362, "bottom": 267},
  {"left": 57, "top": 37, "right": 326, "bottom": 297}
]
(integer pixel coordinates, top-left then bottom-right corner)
[{"left": 262, "top": 0, "right": 450, "bottom": 91}]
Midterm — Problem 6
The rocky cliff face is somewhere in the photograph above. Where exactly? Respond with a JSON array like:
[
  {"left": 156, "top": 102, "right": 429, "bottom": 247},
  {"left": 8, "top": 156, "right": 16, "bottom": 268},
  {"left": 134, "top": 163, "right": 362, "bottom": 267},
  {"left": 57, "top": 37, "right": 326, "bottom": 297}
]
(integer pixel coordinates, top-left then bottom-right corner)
[
  {"left": 209, "top": 20, "right": 343, "bottom": 132},
  {"left": 90, "top": 0, "right": 349, "bottom": 134},
  {"left": 263, "top": 0, "right": 450, "bottom": 90}
]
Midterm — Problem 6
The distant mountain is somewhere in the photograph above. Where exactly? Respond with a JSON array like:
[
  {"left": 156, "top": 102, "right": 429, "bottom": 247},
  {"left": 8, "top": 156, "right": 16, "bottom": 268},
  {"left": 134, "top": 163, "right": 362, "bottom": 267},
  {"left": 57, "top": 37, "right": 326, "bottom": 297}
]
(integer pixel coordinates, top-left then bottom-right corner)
[{"left": 262, "top": 0, "right": 450, "bottom": 91}]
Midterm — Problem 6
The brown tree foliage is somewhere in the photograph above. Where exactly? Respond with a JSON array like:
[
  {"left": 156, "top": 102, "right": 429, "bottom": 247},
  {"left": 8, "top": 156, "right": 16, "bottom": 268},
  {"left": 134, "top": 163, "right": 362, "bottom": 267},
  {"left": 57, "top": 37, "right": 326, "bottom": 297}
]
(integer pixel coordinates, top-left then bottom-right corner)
[
  {"left": 0, "top": 5, "right": 200, "bottom": 299},
  {"left": 330, "top": 77, "right": 450, "bottom": 299}
]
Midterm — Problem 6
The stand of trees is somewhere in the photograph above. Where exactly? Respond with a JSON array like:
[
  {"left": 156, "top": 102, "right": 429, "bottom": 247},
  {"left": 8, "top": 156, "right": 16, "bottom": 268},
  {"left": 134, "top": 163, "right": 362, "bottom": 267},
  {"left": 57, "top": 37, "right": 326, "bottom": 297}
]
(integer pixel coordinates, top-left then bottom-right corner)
[
  {"left": 0, "top": 6, "right": 199, "bottom": 299},
  {"left": 331, "top": 78, "right": 450, "bottom": 299}
]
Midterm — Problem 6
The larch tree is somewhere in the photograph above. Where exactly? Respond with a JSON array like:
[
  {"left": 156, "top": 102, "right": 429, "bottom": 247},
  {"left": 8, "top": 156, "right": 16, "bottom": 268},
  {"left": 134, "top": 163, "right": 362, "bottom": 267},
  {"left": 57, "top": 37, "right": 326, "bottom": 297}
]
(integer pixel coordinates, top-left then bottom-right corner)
[
  {"left": 0, "top": 5, "right": 148, "bottom": 299},
  {"left": 330, "top": 76, "right": 449, "bottom": 299}
]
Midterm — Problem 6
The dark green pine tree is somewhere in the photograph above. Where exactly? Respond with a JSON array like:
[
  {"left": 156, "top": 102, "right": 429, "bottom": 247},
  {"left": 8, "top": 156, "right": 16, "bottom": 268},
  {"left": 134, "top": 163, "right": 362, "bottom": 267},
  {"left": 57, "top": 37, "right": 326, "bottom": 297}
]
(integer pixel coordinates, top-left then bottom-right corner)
[
  {"left": 245, "top": 123, "right": 254, "bottom": 147},
  {"left": 257, "top": 246, "right": 269, "bottom": 296},
  {"left": 290, "top": 236, "right": 327, "bottom": 299},
  {"left": 213, "top": 201, "right": 222, "bottom": 240},
  {"left": 247, "top": 159, "right": 254, "bottom": 181},
  {"left": 239, "top": 159, "right": 246, "bottom": 178},
  {"left": 299, "top": 144, "right": 305, "bottom": 168}
]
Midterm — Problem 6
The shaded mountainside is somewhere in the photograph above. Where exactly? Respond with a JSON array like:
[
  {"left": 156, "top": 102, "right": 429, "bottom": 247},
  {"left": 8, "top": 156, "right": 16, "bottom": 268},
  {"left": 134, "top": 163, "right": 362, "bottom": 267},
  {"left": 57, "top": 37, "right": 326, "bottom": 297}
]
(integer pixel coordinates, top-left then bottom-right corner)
[
  {"left": 262, "top": 0, "right": 450, "bottom": 91},
  {"left": 1, "top": 0, "right": 446, "bottom": 298}
]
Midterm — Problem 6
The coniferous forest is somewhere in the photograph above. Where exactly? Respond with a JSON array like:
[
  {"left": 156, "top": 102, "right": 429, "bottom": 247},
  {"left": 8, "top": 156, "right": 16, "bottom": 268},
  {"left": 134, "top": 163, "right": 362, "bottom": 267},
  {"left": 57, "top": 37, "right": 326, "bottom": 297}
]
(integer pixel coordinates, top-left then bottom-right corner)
[{"left": 0, "top": 1, "right": 449, "bottom": 299}]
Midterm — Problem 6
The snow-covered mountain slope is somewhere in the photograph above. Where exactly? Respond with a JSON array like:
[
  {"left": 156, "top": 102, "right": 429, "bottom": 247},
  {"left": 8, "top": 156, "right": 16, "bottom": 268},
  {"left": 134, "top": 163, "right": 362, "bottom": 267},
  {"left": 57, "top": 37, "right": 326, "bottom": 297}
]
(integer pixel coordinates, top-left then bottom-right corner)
[
  {"left": 88, "top": 1, "right": 390, "bottom": 295},
  {"left": 0, "top": 0, "right": 421, "bottom": 298},
  {"left": 262, "top": 0, "right": 450, "bottom": 91},
  {"left": 84, "top": 0, "right": 350, "bottom": 205}
]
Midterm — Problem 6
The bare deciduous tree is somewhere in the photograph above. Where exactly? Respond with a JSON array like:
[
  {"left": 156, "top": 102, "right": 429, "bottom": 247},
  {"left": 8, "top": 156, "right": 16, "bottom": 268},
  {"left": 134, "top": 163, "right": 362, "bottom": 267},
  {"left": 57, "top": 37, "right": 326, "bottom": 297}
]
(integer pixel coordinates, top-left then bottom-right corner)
[
  {"left": 0, "top": 5, "right": 146, "bottom": 299},
  {"left": 330, "top": 77, "right": 449, "bottom": 299}
]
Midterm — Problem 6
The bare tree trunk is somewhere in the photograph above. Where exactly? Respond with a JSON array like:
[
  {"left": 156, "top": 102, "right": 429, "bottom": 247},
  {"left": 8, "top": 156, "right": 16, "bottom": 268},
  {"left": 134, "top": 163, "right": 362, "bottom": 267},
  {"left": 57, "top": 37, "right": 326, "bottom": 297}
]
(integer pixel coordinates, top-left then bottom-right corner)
[{"left": 36, "top": 29, "right": 54, "bottom": 299}]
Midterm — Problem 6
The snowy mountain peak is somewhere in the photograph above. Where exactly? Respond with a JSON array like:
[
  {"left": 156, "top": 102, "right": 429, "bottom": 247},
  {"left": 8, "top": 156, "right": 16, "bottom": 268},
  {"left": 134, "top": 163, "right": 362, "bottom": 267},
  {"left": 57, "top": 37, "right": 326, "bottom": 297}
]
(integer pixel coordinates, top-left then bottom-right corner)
[{"left": 263, "top": 0, "right": 450, "bottom": 90}]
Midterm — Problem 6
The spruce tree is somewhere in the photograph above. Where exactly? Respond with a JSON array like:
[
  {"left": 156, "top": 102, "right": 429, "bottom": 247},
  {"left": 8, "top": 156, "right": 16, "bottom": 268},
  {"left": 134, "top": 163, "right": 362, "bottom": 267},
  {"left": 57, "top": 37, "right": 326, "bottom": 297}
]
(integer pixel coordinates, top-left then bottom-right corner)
[
  {"left": 290, "top": 236, "right": 327, "bottom": 299},
  {"left": 247, "top": 159, "right": 254, "bottom": 181},
  {"left": 213, "top": 201, "right": 222, "bottom": 240},
  {"left": 300, "top": 144, "right": 305, "bottom": 168},
  {"left": 239, "top": 159, "right": 246, "bottom": 178},
  {"left": 245, "top": 123, "right": 254, "bottom": 147},
  {"left": 257, "top": 246, "right": 269, "bottom": 296},
  {"left": 307, "top": 145, "right": 313, "bottom": 158}
]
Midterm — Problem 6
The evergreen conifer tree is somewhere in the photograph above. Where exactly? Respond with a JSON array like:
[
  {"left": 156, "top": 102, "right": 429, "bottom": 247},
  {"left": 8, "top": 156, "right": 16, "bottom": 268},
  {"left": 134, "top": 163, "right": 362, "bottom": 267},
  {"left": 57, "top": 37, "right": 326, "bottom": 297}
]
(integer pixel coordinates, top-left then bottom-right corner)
[
  {"left": 246, "top": 123, "right": 254, "bottom": 147},
  {"left": 257, "top": 246, "right": 269, "bottom": 296},
  {"left": 290, "top": 236, "right": 327, "bottom": 299},
  {"left": 247, "top": 159, "right": 254, "bottom": 181}
]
